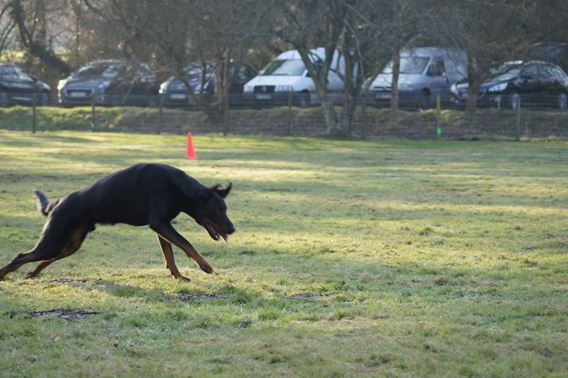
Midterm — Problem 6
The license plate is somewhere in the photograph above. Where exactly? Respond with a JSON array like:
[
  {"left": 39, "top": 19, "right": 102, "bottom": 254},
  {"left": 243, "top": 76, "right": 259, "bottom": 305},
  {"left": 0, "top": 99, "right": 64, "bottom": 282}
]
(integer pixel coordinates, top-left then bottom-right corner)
[
  {"left": 375, "top": 93, "right": 390, "bottom": 100},
  {"left": 255, "top": 94, "right": 272, "bottom": 100},
  {"left": 170, "top": 93, "right": 186, "bottom": 100},
  {"left": 69, "top": 92, "right": 87, "bottom": 98}
]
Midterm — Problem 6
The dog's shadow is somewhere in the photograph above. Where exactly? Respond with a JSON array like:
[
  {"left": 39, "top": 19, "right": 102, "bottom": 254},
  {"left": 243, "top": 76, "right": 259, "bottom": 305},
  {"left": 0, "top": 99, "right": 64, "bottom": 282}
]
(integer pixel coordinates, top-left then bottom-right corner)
[{"left": 48, "top": 277, "right": 226, "bottom": 304}]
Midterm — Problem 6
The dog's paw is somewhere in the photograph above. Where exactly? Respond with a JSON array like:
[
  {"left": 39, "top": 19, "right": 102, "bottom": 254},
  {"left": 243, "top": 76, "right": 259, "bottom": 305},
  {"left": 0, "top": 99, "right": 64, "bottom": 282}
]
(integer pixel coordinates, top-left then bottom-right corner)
[
  {"left": 200, "top": 264, "right": 213, "bottom": 274},
  {"left": 175, "top": 275, "right": 191, "bottom": 282}
]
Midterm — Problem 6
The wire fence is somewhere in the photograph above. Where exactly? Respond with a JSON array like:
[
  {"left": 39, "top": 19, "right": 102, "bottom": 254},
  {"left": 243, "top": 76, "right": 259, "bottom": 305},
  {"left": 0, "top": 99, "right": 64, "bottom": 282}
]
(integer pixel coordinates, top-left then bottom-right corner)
[{"left": 2, "top": 92, "right": 568, "bottom": 139}]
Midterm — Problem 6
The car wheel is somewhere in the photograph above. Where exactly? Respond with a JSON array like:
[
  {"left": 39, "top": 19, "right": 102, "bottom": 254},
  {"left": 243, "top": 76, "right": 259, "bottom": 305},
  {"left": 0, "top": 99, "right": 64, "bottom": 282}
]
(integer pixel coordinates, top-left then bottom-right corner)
[
  {"left": 419, "top": 90, "right": 432, "bottom": 109},
  {"left": 298, "top": 91, "right": 311, "bottom": 108},
  {"left": 0, "top": 91, "right": 9, "bottom": 107},
  {"left": 558, "top": 92, "right": 567, "bottom": 110},
  {"left": 509, "top": 91, "right": 520, "bottom": 110}
]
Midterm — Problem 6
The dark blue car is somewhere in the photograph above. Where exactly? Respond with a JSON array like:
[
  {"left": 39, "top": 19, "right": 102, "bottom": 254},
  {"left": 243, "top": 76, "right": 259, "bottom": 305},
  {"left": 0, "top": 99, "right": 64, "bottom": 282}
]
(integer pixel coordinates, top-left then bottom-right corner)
[
  {"left": 159, "top": 63, "right": 256, "bottom": 107},
  {"left": 0, "top": 63, "right": 51, "bottom": 107},
  {"left": 450, "top": 60, "right": 568, "bottom": 110}
]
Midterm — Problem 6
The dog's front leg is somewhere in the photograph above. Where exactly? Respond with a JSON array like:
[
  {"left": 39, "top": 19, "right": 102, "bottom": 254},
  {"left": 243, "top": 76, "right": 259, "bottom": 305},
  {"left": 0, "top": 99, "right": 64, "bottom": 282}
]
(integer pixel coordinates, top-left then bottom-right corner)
[
  {"left": 157, "top": 235, "right": 190, "bottom": 281},
  {"left": 151, "top": 222, "right": 213, "bottom": 274}
]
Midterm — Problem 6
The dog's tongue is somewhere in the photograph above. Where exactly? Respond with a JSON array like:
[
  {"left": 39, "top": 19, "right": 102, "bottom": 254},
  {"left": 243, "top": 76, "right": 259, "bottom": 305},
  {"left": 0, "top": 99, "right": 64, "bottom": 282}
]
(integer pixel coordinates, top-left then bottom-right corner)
[{"left": 221, "top": 234, "right": 229, "bottom": 242}]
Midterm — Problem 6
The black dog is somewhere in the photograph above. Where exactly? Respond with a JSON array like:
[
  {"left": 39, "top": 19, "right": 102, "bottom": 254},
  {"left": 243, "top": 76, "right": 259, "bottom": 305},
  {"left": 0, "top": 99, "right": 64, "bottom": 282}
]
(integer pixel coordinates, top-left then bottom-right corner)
[{"left": 0, "top": 163, "right": 235, "bottom": 281}]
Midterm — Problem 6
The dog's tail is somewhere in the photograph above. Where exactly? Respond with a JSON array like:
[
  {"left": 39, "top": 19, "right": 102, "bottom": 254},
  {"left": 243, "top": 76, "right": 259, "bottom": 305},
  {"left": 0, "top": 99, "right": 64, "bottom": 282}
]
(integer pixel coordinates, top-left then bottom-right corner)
[{"left": 33, "top": 189, "right": 57, "bottom": 217}]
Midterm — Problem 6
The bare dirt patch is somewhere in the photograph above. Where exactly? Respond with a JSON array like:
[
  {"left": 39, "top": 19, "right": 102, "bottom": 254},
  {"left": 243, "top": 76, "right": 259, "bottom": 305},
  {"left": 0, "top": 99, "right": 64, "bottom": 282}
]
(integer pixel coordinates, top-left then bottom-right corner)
[{"left": 31, "top": 310, "right": 100, "bottom": 319}]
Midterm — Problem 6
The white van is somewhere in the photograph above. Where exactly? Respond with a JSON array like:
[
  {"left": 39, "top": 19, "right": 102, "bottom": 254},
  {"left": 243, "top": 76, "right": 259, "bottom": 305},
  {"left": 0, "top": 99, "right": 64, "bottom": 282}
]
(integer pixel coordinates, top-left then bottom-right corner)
[
  {"left": 243, "top": 48, "right": 345, "bottom": 107},
  {"left": 367, "top": 47, "right": 468, "bottom": 108}
]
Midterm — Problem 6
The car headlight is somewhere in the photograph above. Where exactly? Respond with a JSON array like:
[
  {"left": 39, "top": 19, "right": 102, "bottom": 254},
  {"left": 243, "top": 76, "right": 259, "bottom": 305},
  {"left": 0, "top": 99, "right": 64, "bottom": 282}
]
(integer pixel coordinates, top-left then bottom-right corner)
[
  {"left": 57, "top": 79, "right": 67, "bottom": 91},
  {"left": 450, "top": 83, "right": 458, "bottom": 95},
  {"left": 95, "top": 80, "right": 111, "bottom": 93},
  {"left": 159, "top": 81, "right": 169, "bottom": 94},
  {"left": 275, "top": 85, "right": 294, "bottom": 92},
  {"left": 488, "top": 82, "right": 507, "bottom": 92}
]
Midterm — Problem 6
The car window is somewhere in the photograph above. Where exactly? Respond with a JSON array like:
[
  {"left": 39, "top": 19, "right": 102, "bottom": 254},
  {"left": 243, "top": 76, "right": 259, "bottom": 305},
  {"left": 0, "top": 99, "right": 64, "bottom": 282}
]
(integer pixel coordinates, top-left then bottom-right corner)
[
  {"left": 0, "top": 66, "right": 34, "bottom": 82},
  {"left": 522, "top": 64, "right": 541, "bottom": 79},
  {"left": 305, "top": 60, "right": 325, "bottom": 78},
  {"left": 383, "top": 56, "right": 430, "bottom": 75},
  {"left": 427, "top": 58, "right": 446, "bottom": 76},
  {"left": 540, "top": 65, "right": 558, "bottom": 80},
  {"left": 551, "top": 66, "right": 568, "bottom": 81},
  {"left": 184, "top": 65, "right": 213, "bottom": 82},
  {"left": 235, "top": 65, "right": 252, "bottom": 81},
  {"left": 491, "top": 66, "right": 521, "bottom": 81},
  {"left": 74, "top": 62, "right": 124, "bottom": 79},
  {"left": 262, "top": 59, "right": 306, "bottom": 76}
]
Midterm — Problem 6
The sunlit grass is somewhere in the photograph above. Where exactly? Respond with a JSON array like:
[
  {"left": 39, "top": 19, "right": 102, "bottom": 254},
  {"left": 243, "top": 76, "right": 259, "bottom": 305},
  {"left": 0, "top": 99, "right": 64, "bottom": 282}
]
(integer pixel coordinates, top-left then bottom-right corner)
[{"left": 0, "top": 130, "right": 567, "bottom": 377}]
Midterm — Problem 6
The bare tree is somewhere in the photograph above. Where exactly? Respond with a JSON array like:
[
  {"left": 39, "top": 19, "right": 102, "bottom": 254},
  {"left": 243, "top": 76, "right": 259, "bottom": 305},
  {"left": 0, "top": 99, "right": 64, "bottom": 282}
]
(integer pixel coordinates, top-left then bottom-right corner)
[
  {"left": 0, "top": 0, "right": 16, "bottom": 54},
  {"left": 83, "top": 0, "right": 271, "bottom": 129},
  {"left": 432, "top": 1, "right": 536, "bottom": 111},
  {"left": 7, "top": 0, "right": 72, "bottom": 74},
  {"left": 275, "top": 0, "right": 389, "bottom": 137}
]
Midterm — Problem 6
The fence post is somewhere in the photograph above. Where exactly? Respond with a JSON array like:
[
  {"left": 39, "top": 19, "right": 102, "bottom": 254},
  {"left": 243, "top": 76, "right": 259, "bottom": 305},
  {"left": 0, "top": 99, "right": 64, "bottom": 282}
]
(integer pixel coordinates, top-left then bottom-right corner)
[
  {"left": 157, "top": 95, "right": 163, "bottom": 134},
  {"left": 436, "top": 94, "right": 442, "bottom": 138},
  {"left": 91, "top": 98, "right": 96, "bottom": 130},
  {"left": 361, "top": 97, "right": 367, "bottom": 140},
  {"left": 32, "top": 94, "right": 37, "bottom": 134},
  {"left": 286, "top": 90, "right": 293, "bottom": 136},
  {"left": 515, "top": 96, "right": 521, "bottom": 140}
]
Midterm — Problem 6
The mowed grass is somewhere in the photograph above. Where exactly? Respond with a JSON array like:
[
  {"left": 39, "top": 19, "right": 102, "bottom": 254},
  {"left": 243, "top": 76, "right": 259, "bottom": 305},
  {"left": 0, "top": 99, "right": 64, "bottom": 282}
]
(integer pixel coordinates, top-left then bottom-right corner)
[{"left": 0, "top": 130, "right": 567, "bottom": 377}]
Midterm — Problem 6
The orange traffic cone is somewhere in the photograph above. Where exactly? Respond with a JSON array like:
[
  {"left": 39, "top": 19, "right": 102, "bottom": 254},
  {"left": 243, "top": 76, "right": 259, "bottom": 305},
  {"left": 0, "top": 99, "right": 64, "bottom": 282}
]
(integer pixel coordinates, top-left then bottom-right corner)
[{"left": 186, "top": 132, "right": 197, "bottom": 159}]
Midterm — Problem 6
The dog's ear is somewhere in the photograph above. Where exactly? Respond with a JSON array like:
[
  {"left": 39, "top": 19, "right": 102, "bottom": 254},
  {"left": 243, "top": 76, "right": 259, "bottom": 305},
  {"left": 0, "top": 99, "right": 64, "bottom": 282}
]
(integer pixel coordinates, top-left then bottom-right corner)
[{"left": 212, "top": 183, "right": 232, "bottom": 198}]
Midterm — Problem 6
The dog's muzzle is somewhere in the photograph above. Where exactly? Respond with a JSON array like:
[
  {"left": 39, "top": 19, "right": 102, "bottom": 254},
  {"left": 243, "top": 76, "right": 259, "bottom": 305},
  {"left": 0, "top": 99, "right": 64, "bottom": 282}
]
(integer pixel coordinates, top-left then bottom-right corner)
[{"left": 203, "top": 220, "right": 235, "bottom": 242}]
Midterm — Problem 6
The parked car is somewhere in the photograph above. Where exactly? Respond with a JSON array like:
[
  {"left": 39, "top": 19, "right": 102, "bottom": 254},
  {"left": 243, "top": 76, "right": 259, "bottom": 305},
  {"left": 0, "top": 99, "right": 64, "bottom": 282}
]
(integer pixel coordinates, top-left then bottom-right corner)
[
  {"left": 243, "top": 48, "right": 346, "bottom": 107},
  {"left": 450, "top": 60, "right": 568, "bottom": 110},
  {"left": 159, "top": 63, "right": 257, "bottom": 107},
  {"left": 366, "top": 47, "right": 467, "bottom": 108},
  {"left": 58, "top": 60, "right": 159, "bottom": 107},
  {"left": 0, "top": 63, "right": 51, "bottom": 107}
]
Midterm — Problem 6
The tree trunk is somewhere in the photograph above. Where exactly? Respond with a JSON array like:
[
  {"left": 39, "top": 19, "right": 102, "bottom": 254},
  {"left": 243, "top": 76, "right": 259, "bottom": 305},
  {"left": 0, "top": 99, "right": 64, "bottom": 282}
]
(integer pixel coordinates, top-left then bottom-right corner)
[
  {"left": 465, "top": 54, "right": 481, "bottom": 113},
  {"left": 321, "top": 99, "right": 340, "bottom": 135},
  {"left": 390, "top": 50, "right": 401, "bottom": 127},
  {"left": 222, "top": 50, "right": 231, "bottom": 136},
  {"left": 9, "top": 0, "right": 72, "bottom": 75},
  {"left": 465, "top": 79, "right": 481, "bottom": 112}
]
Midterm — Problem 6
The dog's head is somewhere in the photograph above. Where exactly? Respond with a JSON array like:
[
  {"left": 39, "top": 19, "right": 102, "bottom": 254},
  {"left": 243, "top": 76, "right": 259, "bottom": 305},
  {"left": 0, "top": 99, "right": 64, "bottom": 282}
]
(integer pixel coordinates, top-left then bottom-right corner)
[{"left": 193, "top": 183, "right": 235, "bottom": 242}]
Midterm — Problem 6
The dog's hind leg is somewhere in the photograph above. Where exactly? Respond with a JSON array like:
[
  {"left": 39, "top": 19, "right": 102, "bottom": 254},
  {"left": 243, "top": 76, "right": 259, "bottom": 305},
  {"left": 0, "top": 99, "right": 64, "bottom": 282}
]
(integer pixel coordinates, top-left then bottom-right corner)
[
  {"left": 151, "top": 222, "right": 213, "bottom": 274},
  {"left": 0, "top": 246, "right": 57, "bottom": 280},
  {"left": 25, "top": 225, "right": 89, "bottom": 279},
  {"left": 157, "top": 235, "right": 190, "bottom": 281}
]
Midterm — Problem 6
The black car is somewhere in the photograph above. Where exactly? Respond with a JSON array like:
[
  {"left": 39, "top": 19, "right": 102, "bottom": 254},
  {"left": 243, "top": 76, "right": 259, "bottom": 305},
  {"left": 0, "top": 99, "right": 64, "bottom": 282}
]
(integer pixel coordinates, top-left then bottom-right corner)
[
  {"left": 58, "top": 60, "right": 159, "bottom": 107},
  {"left": 0, "top": 63, "right": 51, "bottom": 107},
  {"left": 159, "top": 63, "right": 257, "bottom": 107},
  {"left": 450, "top": 60, "right": 568, "bottom": 110}
]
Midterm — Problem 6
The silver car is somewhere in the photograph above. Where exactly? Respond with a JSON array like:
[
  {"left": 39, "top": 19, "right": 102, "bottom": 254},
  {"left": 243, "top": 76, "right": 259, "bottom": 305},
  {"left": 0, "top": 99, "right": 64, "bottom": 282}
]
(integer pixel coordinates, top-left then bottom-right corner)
[{"left": 367, "top": 47, "right": 468, "bottom": 108}]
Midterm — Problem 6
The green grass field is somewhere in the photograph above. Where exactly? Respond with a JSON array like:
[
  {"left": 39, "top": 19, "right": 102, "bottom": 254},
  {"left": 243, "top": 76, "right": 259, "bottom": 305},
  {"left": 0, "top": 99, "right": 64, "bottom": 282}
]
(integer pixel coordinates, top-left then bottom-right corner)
[{"left": 0, "top": 130, "right": 567, "bottom": 377}]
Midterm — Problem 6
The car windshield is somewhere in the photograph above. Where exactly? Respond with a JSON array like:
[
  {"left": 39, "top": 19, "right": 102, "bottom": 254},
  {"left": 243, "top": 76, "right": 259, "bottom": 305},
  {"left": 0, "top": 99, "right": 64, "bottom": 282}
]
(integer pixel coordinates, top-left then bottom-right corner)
[
  {"left": 0, "top": 66, "right": 33, "bottom": 81},
  {"left": 382, "top": 56, "right": 430, "bottom": 75},
  {"left": 490, "top": 67, "right": 521, "bottom": 82},
  {"left": 184, "top": 65, "right": 213, "bottom": 82},
  {"left": 261, "top": 59, "right": 306, "bottom": 76},
  {"left": 73, "top": 62, "right": 123, "bottom": 79}
]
